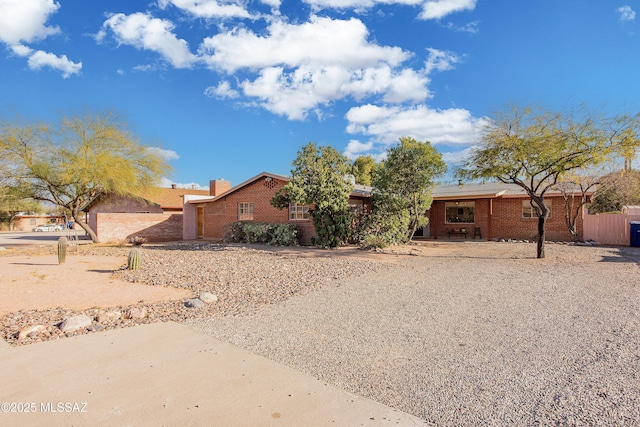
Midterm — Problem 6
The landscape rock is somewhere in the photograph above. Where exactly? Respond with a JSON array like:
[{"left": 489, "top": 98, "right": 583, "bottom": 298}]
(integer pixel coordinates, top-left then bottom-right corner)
[
  {"left": 123, "top": 307, "right": 147, "bottom": 319},
  {"left": 199, "top": 292, "right": 218, "bottom": 304},
  {"left": 97, "top": 310, "right": 122, "bottom": 323},
  {"left": 18, "top": 324, "right": 46, "bottom": 340},
  {"left": 59, "top": 315, "right": 92, "bottom": 333},
  {"left": 185, "top": 298, "right": 205, "bottom": 308}
]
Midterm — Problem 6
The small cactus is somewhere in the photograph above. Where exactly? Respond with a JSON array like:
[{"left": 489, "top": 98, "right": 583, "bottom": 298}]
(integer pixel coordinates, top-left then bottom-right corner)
[
  {"left": 127, "top": 247, "right": 142, "bottom": 270},
  {"left": 57, "top": 236, "right": 67, "bottom": 264}
]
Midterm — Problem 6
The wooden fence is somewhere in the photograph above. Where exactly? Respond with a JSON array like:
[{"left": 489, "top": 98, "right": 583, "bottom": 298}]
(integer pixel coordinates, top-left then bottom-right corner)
[{"left": 583, "top": 212, "right": 640, "bottom": 246}]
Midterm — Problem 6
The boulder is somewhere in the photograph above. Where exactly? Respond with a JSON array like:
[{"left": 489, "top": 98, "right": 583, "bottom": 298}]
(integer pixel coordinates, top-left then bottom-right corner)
[
  {"left": 123, "top": 307, "right": 147, "bottom": 319},
  {"left": 184, "top": 298, "right": 205, "bottom": 308},
  {"left": 59, "top": 315, "right": 93, "bottom": 333},
  {"left": 97, "top": 310, "right": 122, "bottom": 323},
  {"left": 199, "top": 292, "right": 218, "bottom": 304},
  {"left": 18, "top": 325, "right": 46, "bottom": 340}
]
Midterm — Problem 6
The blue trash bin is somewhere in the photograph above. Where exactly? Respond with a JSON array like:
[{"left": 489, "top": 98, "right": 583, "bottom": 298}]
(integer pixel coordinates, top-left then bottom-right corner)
[{"left": 630, "top": 222, "right": 640, "bottom": 247}]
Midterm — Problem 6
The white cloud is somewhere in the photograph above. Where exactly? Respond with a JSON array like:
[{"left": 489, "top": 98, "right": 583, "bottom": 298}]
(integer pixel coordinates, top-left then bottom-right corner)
[
  {"left": 343, "top": 139, "right": 374, "bottom": 159},
  {"left": 420, "top": 0, "right": 477, "bottom": 20},
  {"left": 345, "top": 104, "right": 488, "bottom": 146},
  {"left": 0, "top": 0, "right": 82, "bottom": 78},
  {"left": 157, "top": 0, "right": 253, "bottom": 19},
  {"left": 443, "top": 20, "right": 479, "bottom": 33},
  {"left": 424, "top": 48, "right": 461, "bottom": 74},
  {"left": 617, "top": 5, "right": 636, "bottom": 22},
  {"left": 199, "top": 16, "right": 409, "bottom": 72},
  {"left": 25, "top": 48, "right": 82, "bottom": 78},
  {"left": 148, "top": 147, "right": 180, "bottom": 160},
  {"left": 440, "top": 145, "right": 477, "bottom": 165},
  {"left": 0, "top": 0, "right": 60, "bottom": 45},
  {"left": 98, "top": 12, "right": 197, "bottom": 69},
  {"left": 204, "top": 81, "right": 240, "bottom": 99},
  {"left": 160, "top": 177, "right": 208, "bottom": 190},
  {"left": 200, "top": 17, "right": 429, "bottom": 119}
]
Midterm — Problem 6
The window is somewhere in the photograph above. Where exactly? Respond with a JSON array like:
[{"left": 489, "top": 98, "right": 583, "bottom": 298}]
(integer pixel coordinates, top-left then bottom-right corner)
[
  {"left": 445, "top": 201, "right": 475, "bottom": 223},
  {"left": 523, "top": 200, "right": 552, "bottom": 218},
  {"left": 238, "top": 202, "right": 254, "bottom": 220},
  {"left": 289, "top": 203, "right": 310, "bottom": 220}
]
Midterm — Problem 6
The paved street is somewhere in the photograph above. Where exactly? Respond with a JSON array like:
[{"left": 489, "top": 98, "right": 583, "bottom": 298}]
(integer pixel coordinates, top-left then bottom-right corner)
[{"left": 0, "top": 230, "right": 89, "bottom": 248}]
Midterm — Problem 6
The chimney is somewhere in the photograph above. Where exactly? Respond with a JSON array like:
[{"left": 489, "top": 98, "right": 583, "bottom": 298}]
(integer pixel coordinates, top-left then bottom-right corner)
[
  {"left": 210, "top": 179, "right": 231, "bottom": 197},
  {"left": 171, "top": 184, "right": 177, "bottom": 189}
]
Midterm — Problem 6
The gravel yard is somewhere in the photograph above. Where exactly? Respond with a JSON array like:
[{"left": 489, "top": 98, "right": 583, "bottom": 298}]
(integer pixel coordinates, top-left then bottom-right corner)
[
  {"left": 186, "top": 242, "right": 640, "bottom": 426},
  {"left": 2, "top": 241, "right": 639, "bottom": 425}
]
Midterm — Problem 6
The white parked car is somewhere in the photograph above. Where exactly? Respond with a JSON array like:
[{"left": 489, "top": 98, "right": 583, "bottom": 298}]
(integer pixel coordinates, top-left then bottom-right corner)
[{"left": 33, "top": 224, "right": 58, "bottom": 232}]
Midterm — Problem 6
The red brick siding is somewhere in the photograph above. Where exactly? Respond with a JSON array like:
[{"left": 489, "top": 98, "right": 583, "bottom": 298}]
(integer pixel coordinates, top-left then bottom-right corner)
[
  {"left": 430, "top": 196, "right": 583, "bottom": 241},
  {"left": 198, "top": 177, "right": 316, "bottom": 244},
  {"left": 95, "top": 213, "right": 183, "bottom": 243}
]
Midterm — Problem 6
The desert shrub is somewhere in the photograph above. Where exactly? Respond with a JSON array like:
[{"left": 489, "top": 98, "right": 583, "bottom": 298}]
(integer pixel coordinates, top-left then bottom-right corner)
[
  {"left": 226, "top": 222, "right": 299, "bottom": 246},
  {"left": 360, "top": 234, "right": 389, "bottom": 250},
  {"left": 128, "top": 236, "right": 147, "bottom": 246}
]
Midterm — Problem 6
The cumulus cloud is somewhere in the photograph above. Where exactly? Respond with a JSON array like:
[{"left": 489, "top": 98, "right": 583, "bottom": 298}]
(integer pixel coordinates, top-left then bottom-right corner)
[
  {"left": 97, "top": 12, "right": 197, "bottom": 69},
  {"left": 345, "top": 104, "right": 488, "bottom": 146},
  {"left": 0, "top": 0, "right": 82, "bottom": 77},
  {"left": 0, "top": 0, "right": 60, "bottom": 45},
  {"left": 343, "top": 139, "right": 374, "bottom": 159},
  {"left": 157, "top": 0, "right": 253, "bottom": 19},
  {"left": 148, "top": 147, "right": 180, "bottom": 160},
  {"left": 424, "top": 47, "right": 461, "bottom": 74},
  {"left": 199, "top": 16, "right": 430, "bottom": 119},
  {"left": 420, "top": 0, "right": 477, "bottom": 20},
  {"left": 160, "top": 177, "right": 208, "bottom": 190},
  {"left": 617, "top": 5, "right": 636, "bottom": 22},
  {"left": 199, "top": 16, "right": 408, "bottom": 72},
  {"left": 204, "top": 81, "right": 240, "bottom": 99},
  {"left": 440, "top": 145, "right": 477, "bottom": 165}
]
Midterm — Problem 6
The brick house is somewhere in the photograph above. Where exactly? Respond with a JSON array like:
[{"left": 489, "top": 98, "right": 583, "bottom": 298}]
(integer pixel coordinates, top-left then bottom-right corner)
[
  {"left": 183, "top": 172, "right": 372, "bottom": 245},
  {"left": 7, "top": 213, "right": 66, "bottom": 232},
  {"left": 418, "top": 182, "right": 591, "bottom": 241},
  {"left": 86, "top": 185, "right": 209, "bottom": 242}
]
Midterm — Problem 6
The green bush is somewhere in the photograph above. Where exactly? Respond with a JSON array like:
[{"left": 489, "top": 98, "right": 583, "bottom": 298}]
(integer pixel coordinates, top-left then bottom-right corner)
[
  {"left": 226, "top": 222, "right": 299, "bottom": 246},
  {"left": 360, "top": 234, "right": 389, "bottom": 250}
]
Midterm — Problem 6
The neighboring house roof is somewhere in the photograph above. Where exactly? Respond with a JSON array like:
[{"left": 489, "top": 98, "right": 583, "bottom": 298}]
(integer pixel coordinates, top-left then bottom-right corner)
[
  {"left": 187, "top": 172, "right": 374, "bottom": 204},
  {"left": 145, "top": 187, "right": 210, "bottom": 210}
]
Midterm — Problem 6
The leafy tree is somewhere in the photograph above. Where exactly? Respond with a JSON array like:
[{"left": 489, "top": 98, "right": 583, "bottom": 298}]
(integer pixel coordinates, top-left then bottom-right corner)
[
  {"left": 371, "top": 137, "right": 446, "bottom": 242},
  {"left": 589, "top": 169, "right": 640, "bottom": 213},
  {"left": 457, "top": 105, "right": 640, "bottom": 258},
  {"left": 272, "top": 142, "right": 353, "bottom": 248},
  {"left": 0, "top": 112, "right": 171, "bottom": 242},
  {"left": 554, "top": 175, "right": 599, "bottom": 242},
  {"left": 0, "top": 184, "right": 43, "bottom": 230},
  {"left": 351, "top": 155, "right": 377, "bottom": 186}
]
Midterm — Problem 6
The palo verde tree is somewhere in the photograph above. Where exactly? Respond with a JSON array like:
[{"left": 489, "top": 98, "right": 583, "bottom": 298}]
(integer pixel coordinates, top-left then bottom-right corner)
[
  {"left": 371, "top": 137, "right": 446, "bottom": 243},
  {"left": 0, "top": 183, "right": 43, "bottom": 230},
  {"left": 271, "top": 142, "right": 354, "bottom": 248},
  {"left": 554, "top": 174, "right": 599, "bottom": 242},
  {"left": 0, "top": 112, "right": 171, "bottom": 242},
  {"left": 457, "top": 105, "right": 640, "bottom": 258}
]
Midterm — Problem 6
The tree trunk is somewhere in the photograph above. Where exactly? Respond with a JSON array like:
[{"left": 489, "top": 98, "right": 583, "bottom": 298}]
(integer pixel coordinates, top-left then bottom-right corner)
[
  {"left": 71, "top": 211, "right": 99, "bottom": 243},
  {"left": 407, "top": 194, "right": 419, "bottom": 241},
  {"left": 537, "top": 214, "right": 546, "bottom": 259}
]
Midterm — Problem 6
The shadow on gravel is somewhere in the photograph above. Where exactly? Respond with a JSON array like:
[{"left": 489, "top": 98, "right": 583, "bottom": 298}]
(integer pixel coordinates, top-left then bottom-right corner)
[{"left": 596, "top": 246, "right": 640, "bottom": 265}]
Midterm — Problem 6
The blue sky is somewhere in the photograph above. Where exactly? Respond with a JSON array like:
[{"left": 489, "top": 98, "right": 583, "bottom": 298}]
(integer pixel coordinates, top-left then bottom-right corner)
[{"left": 1, "top": 0, "right": 639, "bottom": 189}]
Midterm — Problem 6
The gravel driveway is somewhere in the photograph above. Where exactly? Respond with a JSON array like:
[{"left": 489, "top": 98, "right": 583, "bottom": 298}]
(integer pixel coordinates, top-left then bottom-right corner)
[{"left": 187, "top": 242, "right": 640, "bottom": 426}]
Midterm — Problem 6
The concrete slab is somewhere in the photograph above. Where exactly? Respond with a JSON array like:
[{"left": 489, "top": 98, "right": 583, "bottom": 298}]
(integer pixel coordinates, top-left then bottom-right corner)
[
  {"left": 0, "top": 337, "right": 10, "bottom": 351},
  {"left": 0, "top": 322, "right": 423, "bottom": 426}
]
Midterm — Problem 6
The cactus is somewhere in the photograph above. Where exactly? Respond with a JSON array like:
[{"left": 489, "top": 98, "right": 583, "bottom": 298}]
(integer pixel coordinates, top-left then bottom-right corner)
[
  {"left": 127, "top": 247, "right": 142, "bottom": 270},
  {"left": 57, "top": 236, "right": 67, "bottom": 264}
]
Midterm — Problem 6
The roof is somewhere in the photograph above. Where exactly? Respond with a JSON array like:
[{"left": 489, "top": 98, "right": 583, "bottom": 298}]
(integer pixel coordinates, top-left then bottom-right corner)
[
  {"left": 432, "top": 181, "right": 595, "bottom": 201},
  {"left": 188, "top": 172, "right": 374, "bottom": 204},
  {"left": 144, "top": 187, "right": 210, "bottom": 209}
]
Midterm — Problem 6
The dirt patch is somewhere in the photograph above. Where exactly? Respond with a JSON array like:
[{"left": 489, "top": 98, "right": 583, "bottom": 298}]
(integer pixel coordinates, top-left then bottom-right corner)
[{"left": 0, "top": 254, "right": 190, "bottom": 316}]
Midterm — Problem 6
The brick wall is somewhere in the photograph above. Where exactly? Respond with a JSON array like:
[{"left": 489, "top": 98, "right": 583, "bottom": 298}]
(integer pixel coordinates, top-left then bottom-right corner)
[
  {"left": 95, "top": 212, "right": 183, "bottom": 243},
  {"left": 199, "top": 176, "right": 316, "bottom": 244},
  {"left": 430, "top": 196, "right": 582, "bottom": 241}
]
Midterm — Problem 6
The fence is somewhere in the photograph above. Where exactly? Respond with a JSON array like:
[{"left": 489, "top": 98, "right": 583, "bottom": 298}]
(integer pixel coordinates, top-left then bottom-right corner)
[{"left": 583, "top": 212, "right": 640, "bottom": 246}]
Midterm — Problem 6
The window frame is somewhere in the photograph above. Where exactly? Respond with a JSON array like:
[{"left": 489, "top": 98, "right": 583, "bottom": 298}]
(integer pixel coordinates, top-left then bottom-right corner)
[
  {"left": 444, "top": 201, "right": 475, "bottom": 224},
  {"left": 289, "top": 202, "right": 310, "bottom": 221},
  {"left": 238, "top": 202, "right": 254, "bottom": 221},
  {"left": 522, "top": 199, "right": 552, "bottom": 219}
]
